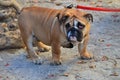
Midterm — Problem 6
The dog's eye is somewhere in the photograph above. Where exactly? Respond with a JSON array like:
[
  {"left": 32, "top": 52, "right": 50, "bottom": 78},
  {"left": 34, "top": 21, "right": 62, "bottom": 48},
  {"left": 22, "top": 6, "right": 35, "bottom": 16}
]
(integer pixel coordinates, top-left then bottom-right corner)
[
  {"left": 78, "top": 22, "right": 85, "bottom": 29},
  {"left": 65, "top": 23, "right": 71, "bottom": 29},
  {"left": 79, "top": 25, "right": 85, "bottom": 29}
]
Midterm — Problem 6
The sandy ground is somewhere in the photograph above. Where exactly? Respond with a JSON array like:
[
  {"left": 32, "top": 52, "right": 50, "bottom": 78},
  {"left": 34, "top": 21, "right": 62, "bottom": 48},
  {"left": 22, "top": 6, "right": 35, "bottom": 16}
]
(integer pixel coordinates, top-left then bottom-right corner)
[{"left": 0, "top": 0, "right": 120, "bottom": 80}]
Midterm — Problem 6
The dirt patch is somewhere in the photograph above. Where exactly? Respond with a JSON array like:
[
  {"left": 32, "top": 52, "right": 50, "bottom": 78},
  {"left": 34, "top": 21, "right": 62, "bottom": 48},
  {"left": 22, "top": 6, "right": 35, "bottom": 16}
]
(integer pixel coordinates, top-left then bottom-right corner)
[{"left": 0, "top": 0, "right": 120, "bottom": 80}]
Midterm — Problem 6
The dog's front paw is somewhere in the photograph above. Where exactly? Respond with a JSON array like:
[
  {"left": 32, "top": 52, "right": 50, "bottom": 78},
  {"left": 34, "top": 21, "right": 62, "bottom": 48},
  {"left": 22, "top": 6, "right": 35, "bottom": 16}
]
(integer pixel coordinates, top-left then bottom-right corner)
[
  {"left": 32, "top": 57, "right": 43, "bottom": 65},
  {"left": 26, "top": 54, "right": 43, "bottom": 65}
]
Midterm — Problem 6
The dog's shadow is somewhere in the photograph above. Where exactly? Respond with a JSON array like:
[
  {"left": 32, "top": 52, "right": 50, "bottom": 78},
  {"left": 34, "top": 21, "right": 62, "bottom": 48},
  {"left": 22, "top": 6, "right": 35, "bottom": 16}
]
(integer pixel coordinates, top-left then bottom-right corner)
[{"left": 6, "top": 48, "right": 82, "bottom": 80}]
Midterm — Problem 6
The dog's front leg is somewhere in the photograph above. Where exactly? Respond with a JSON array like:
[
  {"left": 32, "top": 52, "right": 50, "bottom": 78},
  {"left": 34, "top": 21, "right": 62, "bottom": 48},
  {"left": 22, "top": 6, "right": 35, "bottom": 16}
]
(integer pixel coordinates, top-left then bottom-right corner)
[
  {"left": 25, "top": 35, "right": 43, "bottom": 65},
  {"left": 51, "top": 41, "right": 61, "bottom": 65},
  {"left": 78, "top": 34, "right": 93, "bottom": 60}
]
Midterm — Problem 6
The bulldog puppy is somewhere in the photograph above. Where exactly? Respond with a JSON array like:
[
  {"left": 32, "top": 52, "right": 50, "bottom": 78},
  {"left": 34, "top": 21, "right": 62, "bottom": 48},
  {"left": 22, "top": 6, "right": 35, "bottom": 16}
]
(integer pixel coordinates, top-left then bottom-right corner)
[{"left": 18, "top": 6, "right": 93, "bottom": 65}]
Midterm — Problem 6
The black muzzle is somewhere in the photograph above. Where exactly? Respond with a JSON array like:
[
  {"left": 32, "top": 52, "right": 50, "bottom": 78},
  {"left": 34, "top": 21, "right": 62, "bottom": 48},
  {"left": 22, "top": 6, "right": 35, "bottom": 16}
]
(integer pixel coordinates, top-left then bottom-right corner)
[{"left": 67, "top": 27, "right": 83, "bottom": 42}]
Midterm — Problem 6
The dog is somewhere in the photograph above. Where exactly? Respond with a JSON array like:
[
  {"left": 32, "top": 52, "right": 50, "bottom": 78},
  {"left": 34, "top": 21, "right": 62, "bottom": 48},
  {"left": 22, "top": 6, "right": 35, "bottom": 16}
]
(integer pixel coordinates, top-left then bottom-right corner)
[{"left": 18, "top": 6, "right": 93, "bottom": 65}]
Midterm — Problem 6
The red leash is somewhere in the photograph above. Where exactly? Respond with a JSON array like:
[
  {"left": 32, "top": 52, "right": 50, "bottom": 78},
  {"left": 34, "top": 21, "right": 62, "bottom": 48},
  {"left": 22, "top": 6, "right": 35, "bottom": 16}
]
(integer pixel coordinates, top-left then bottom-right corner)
[{"left": 76, "top": 5, "right": 120, "bottom": 12}]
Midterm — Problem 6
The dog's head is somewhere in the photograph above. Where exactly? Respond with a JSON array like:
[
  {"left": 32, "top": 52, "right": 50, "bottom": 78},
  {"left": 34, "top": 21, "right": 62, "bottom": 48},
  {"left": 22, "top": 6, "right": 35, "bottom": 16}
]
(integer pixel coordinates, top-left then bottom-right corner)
[{"left": 57, "top": 8, "right": 93, "bottom": 46}]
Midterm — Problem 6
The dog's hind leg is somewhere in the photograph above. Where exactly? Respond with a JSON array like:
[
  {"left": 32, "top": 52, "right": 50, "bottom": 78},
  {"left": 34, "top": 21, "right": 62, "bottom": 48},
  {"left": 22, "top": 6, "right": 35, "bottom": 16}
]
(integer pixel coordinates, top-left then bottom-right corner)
[
  {"left": 33, "top": 36, "right": 50, "bottom": 54},
  {"left": 37, "top": 42, "right": 50, "bottom": 52}
]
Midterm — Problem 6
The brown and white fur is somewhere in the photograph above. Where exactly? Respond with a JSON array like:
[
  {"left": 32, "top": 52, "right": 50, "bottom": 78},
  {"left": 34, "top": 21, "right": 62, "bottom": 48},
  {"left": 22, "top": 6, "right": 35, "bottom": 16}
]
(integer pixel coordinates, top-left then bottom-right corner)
[{"left": 18, "top": 6, "right": 93, "bottom": 65}]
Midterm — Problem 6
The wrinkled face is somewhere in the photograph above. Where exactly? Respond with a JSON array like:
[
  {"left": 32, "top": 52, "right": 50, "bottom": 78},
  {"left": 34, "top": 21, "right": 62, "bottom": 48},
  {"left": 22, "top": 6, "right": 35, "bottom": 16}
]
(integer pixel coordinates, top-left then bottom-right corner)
[
  {"left": 57, "top": 9, "right": 93, "bottom": 46},
  {"left": 65, "top": 18, "right": 85, "bottom": 43}
]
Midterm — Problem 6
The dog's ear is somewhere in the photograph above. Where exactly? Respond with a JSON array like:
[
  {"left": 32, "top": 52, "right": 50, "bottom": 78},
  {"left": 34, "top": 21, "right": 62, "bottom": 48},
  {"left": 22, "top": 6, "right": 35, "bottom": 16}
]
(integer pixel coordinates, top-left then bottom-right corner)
[
  {"left": 56, "top": 13, "right": 69, "bottom": 24},
  {"left": 83, "top": 13, "right": 93, "bottom": 22}
]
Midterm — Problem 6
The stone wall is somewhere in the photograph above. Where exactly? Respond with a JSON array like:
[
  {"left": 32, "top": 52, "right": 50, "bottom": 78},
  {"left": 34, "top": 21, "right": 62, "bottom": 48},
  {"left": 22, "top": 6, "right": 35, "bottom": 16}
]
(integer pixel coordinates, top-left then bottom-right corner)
[{"left": 0, "top": 6, "right": 24, "bottom": 50}]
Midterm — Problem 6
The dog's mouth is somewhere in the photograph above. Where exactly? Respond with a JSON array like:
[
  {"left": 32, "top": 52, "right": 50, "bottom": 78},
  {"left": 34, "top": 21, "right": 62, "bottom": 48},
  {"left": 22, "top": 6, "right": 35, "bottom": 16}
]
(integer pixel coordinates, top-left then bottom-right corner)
[
  {"left": 67, "top": 28, "right": 83, "bottom": 42},
  {"left": 67, "top": 34, "right": 83, "bottom": 47},
  {"left": 69, "top": 36, "right": 77, "bottom": 42},
  {"left": 62, "top": 36, "right": 84, "bottom": 48}
]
